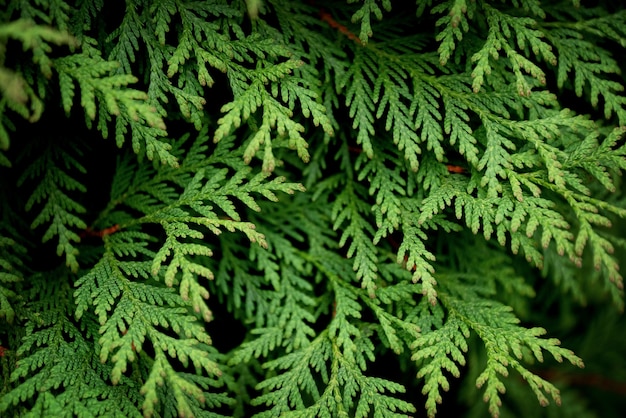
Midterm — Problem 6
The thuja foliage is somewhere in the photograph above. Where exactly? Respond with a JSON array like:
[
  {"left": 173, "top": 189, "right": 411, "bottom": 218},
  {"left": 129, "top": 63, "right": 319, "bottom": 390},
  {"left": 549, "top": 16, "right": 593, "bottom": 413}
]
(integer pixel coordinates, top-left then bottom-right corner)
[{"left": 1, "top": 0, "right": 626, "bottom": 416}]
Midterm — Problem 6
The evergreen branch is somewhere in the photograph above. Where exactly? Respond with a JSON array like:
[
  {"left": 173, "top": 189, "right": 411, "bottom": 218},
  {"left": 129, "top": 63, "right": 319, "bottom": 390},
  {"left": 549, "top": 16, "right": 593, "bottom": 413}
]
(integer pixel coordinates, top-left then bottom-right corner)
[
  {"left": 537, "top": 184, "right": 625, "bottom": 302},
  {"left": 332, "top": 181, "right": 379, "bottom": 296},
  {"left": 442, "top": 90, "right": 480, "bottom": 166},
  {"left": 1, "top": 275, "right": 144, "bottom": 417},
  {"left": 411, "top": 308, "right": 468, "bottom": 418},
  {"left": 337, "top": 49, "right": 376, "bottom": 158},
  {"left": 214, "top": 56, "right": 332, "bottom": 171},
  {"left": 68, "top": 0, "right": 104, "bottom": 35},
  {"left": 0, "top": 236, "right": 25, "bottom": 324},
  {"left": 543, "top": 12, "right": 626, "bottom": 124},
  {"left": 106, "top": 3, "right": 143, "bottom": 75},
  {"left": 0, "top": 19, "right": 73, "bottom": 156},
  {"left": 160, "top": 0, "right": 242, "bottom": 129},
  {"left": 101, "top": 146, "right": 306, "bottom": 334},
  {"left": 74, "top": 231, "right": 228, "bottom": 417},
  {"left": 252, "top": 247, "right": 317, "bottom": 348},
  {"left": 276, "top": 337, "right": 415, "bottom": 418},
  {"left": 413, "top": 77, "right": 445, "bottom": 165},
  {"left": 470, "top": 4, "right": 556, "bottom": 95},
  {"left": 141, "top": 348, "right": 232, "bottom": 418},
  {"left": 0, "top": 19, "right": 75, "bottom": 78},
  {"left": 564, "top": 127, "right": 626, "bottom": 193},
  {"left": 253, "top": 335, "right": 328, "bottom": 416},
  {"left": 253, "top": 283, "right": 416, "bottom": 418},
  {"left": 18, "top": 143, "right": 86, "bottom": 272},
  {"left": 433, "top": 0, "right": 477, "bottom": 65},
  {"left": 357, "top": 147, "right": 405, "bottom": 241},
  {"left": 349, "top": 0, "right": 391, "bottom": 44},
  {"left": 400, "top": 226, "right": 438, "bottom": 306},
  {"left": 477, "top": 120, "right": 515, "bottom": 198},
  {"left": 373, "top": 58, "right": 422, "bottom": 171},
  {"left": 413, "top": 294, "right": 584, "bottom": 418},
  {"left": 55, "top": 53, "right": 175, "bottom": 166},
  {"left": 2, "top": 2, "right": 626, "bottom": 417}
]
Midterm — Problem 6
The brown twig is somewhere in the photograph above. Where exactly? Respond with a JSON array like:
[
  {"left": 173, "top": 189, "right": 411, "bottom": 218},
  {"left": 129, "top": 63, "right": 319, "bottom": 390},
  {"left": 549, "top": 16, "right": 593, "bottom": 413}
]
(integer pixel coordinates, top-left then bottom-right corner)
[
  {"left": 318, "top": 8, "right": 362, "bottom": 45},
  {"left": 79, "top": 224, "right": 120, "bottom": 239},
  {"left": 446, "top": 164, "right": 467, "bottom": 174}
]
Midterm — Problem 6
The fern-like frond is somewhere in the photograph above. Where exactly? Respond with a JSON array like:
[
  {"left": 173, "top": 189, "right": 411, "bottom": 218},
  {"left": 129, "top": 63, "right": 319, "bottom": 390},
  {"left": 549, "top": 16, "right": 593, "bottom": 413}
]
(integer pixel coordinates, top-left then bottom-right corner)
[
  {"left": 2, "top": 2, "right": 626, "bottom": 417},
  {"left": 412, "top": 294, "right": 583, "bottom": 418},
  {"left": 18, "top": 142, "right": 86, "bottom": 272},
  {"left": 215, "top": 56, "right": 333, "bottom": 172},
  {"left": 101, "top": 133, "right": 305, "bottom": 325},
  {"left": 0, "top": 273, "right": 144, "bottom": 417},
  {"left": 544, "top": 23, "right": 626, "bottom": 125},
  {"left": 433, "top": 0, "right": 478, "bottom": 65},
  {"left": 55, "top": 53, "right": 175, "bottom": 166},
  {"left": 251, "top": 250, "right": 417, "bottom": 418},
  {"left": 332, "top": 181, "right": 379, "bottom": 296},
  {"left": 349, "top": 0, "right": 392, "bottom": 44},
  {"left": 73, "top": 230, "right": 228, "bottom": 417},
  {"left": 0, "top": 19, "right": 74, "bottom": 78},
  {"left": 0, "top": 236, "right": 25, "bottom": 324},
  {"left": 0, "top": 19, "right": 74, "bottom": 159},
  {"left": 337, "top": 48, "right": 377, "bottom": 159},
  {"left": 470, "top": 4, "right": 556, "bottom": 95}
]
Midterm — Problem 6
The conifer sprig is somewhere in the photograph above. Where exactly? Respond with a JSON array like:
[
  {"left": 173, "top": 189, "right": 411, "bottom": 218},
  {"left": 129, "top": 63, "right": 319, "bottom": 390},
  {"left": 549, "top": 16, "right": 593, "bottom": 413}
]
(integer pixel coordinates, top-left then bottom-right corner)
[
  {"left": 0, "top": 273, "right": 145, "bottom": 416},
  {"left": 18, "top": 142, "right": 87, "bottom": 272},
  {"left": 0, "top": 236, "right": 24, "bottom": 324},
  {"left": 2, "top": 1, "right": 626, "bottom": 417},
  {"left": 0, "top": 19, "right": 74, "bottom": 164}
]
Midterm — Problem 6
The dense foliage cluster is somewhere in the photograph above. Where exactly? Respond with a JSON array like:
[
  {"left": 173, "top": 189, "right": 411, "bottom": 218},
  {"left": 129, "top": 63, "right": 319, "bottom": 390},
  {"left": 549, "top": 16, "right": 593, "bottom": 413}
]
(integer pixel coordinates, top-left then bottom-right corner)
[{"left": 1, "top": 0, "right": 626, "bottom": 417}]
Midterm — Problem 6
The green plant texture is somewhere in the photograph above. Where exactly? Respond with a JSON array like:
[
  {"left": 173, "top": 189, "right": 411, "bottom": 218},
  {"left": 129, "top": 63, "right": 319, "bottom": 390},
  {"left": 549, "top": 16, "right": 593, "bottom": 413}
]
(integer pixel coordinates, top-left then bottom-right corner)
[{"left": 1, "top": 1, "right": 626, "bottom": 417}]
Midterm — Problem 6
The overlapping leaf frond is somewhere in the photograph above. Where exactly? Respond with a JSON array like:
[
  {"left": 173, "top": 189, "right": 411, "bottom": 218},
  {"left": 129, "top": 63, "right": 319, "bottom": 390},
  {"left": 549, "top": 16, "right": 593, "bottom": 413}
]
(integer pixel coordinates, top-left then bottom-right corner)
[
  {"left": 18, "top": 141, "right": 87, "bottom": 272},
  {"left": 412, "top": 294, "right": 583, "bottom": 418},
  {"left": 0, "top": 272, "right": 145, "bottom": 417},
  {"left": 236, "top": 248, "right": 418, "bottom": 418},
  {"left": 0, "top": 19, "right": 74, "bottom": 166},
  {"left": 1, "top": 1, "right": 626, "bottom": 418},
  {"left": 74, "top": 230, "right": 229, "bottom": 417},
  {"left": 0, "top": 236, "right": 25, "bottom": 324}
]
